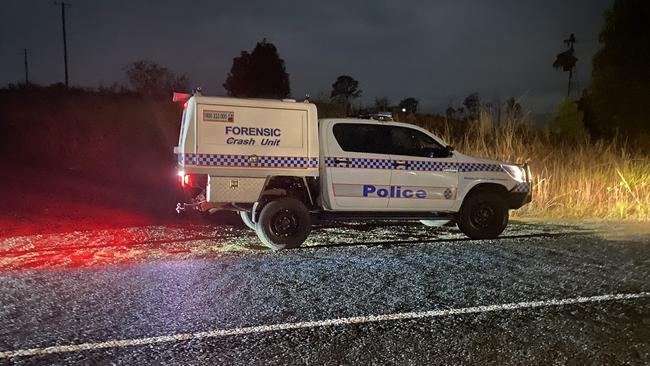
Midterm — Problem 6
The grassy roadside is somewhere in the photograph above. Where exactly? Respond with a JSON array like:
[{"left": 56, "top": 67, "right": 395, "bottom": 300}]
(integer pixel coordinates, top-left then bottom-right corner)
[{"left": 406, "top": 113, "right": 650, "bottom": 221}]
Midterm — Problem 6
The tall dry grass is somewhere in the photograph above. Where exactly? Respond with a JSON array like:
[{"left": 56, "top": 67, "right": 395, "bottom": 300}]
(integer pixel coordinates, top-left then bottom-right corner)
[{"left": 404, "top": 112, "right": 650, "bottom": 221}]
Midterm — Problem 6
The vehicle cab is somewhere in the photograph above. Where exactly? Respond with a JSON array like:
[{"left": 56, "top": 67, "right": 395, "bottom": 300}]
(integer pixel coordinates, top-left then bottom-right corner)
[{"left": 319, "top": 118, "right": 530, "bottom": 212}]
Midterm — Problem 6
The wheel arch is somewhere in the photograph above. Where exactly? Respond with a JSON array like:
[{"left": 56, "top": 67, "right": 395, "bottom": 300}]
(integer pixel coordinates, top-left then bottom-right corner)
[
  {"left": 454, "top": 182, "right": 509, "bottom": 211},
  {"left": 253, "top": 176, "right": 316, "bottom": 222}
]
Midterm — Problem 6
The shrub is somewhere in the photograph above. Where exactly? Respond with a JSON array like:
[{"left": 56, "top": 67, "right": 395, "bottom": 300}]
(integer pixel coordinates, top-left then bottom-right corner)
[{"left": 546, "top": 98, "right": 588, "bottom": 143}]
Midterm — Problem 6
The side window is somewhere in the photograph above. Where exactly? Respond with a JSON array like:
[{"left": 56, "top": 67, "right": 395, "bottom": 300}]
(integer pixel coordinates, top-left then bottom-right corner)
[
  {"left": 332, "top": 123, "right": 391, "bottom": 154},
  {"left": 388, "top": 126, "right": 445, "bottom": 157}
]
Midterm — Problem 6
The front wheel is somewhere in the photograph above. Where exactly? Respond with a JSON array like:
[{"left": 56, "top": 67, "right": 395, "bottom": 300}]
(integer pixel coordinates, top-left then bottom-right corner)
[
  {"left": 255, "top": 197, "right": 311, "bottom": 250},
  {"left": 457, "top": 190, "right": 508, "bottom": 239}
]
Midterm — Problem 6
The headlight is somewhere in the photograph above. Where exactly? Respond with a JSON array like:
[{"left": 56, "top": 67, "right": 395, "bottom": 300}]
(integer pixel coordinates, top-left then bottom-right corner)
[{"left": 501, "top": 164, "right": 525, "bottom": 182}]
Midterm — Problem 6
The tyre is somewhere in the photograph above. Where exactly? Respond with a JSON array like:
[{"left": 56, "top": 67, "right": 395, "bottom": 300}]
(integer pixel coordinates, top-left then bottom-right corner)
[
  {"left": 255, "top": 197, "right": 311, "bottom": 250},
  {"left": 239, "top": 211, "right": 256, "bottom": 230},
  {"left": 457, "top": 190, "right": 509, "bottom": 239}
]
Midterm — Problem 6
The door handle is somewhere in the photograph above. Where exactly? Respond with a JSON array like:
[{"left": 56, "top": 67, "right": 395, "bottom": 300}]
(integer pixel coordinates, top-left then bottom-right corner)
[
  {"left": 443, "top": 168, "right": 458, "bottom": 172},
  {"left": 334, "top": 158, "right": 349, "bottom": 165},
  {"left": 393, "top": 160, "right": 408, "bottom": 168}
]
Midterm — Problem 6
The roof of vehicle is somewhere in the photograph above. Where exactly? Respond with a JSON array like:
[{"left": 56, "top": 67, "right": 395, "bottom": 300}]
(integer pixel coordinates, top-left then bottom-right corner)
[{"left": 191, "top": 95, "right": 315, "bottom": 111}]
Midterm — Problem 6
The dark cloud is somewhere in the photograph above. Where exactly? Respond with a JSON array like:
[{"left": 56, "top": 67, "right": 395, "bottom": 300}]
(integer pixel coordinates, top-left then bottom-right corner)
[{"left": 0, "top": 0, "right": 612, "bottom": 113}]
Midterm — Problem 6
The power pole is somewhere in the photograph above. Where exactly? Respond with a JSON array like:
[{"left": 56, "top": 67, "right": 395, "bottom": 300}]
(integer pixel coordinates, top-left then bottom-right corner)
[
  {"left": 23, "top": 48, "right": 29, "bottom": 86},
  {"left": 564, "top": 34, "right": 576, "bottom": 97},
  {"left": 56, "top": 2, "right": 71, "bottom": 88}
]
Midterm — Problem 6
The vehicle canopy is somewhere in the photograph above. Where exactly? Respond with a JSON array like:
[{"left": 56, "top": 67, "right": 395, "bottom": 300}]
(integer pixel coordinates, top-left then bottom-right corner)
[{"left": 176, "top": 95, "right": 319, "bottom": 178}]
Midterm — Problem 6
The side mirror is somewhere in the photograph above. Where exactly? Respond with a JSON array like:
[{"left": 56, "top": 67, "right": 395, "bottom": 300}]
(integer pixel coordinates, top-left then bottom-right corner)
[{"left": 426, "top": 146, "right": 454, "bottom": 158}]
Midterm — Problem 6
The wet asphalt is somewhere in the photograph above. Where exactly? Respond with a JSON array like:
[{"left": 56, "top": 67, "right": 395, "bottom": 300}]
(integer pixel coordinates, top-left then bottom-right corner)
[{"left": 0, "top": 222, "right": 649, "bottom": 365}]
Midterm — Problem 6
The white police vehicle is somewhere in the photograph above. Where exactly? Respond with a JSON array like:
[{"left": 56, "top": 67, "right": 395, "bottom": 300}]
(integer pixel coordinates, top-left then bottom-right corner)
[{"left": 174, "top": 93, "right": 531, "bottom": 250}]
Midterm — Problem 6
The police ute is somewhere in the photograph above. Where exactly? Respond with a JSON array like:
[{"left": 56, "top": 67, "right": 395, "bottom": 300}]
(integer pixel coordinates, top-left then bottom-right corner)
[{"left": 173, "top": 92, "right": 532, "bottom": 250}]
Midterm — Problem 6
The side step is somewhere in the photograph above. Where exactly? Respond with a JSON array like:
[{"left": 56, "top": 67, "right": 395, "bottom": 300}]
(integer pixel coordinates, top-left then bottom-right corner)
[{"left": 314, "top": 211, "right": 455, "bottom": 222}]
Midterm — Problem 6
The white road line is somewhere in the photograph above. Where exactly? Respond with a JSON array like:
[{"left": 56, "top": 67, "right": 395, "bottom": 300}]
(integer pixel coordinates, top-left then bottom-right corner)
[{"left": 1, "top": 292, "right": 648, "bottom": 359}]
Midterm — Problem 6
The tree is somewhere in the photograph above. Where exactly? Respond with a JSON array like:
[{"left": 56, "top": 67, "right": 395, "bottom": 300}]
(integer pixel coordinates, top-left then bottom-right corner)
[
  {"left": 463, "top": 93, "right": 480, "bottom": 121},
  {"left": 330, "top": 75, "right": 362, "bottom": 115},
  {"left": 504, "top": 97, "right": 523, "bottom": 120},
  {"left": 590, "top": 0, "right": 650, "bottom": 138},
  {"left": 577, "top": 89, "right": 598, "bottom": 137},
  {"left": 223, "top": 39, "right": 290, "bottom": 99},
  {"left": 445, "top": 106, "right": 456, "bottom": 120},
  {"left": 124, "top": 60, "right": 189, "bottom": 97},
  {"left": 553, "top": 33, "right": 578, "bottom": 97},
  {"left": 547, "top": 98, "right": 587, "bottom": 143},
  {"left": 374, "top": 97, "right": 390, "bottom": 112},
  {"left": 399, "top": 97, "right": 419, "bottom": 113}
]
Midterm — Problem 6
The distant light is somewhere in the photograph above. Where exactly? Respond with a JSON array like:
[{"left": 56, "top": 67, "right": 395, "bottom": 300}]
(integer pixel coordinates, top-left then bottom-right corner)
[{"left": 402, "top": 108, "right": 406, "bottom": 112}]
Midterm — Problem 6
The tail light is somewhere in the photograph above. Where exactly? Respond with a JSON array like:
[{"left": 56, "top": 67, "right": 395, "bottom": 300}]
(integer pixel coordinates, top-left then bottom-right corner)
[{"left": 178, "top": 171, "right": 191, "bottom": 188}]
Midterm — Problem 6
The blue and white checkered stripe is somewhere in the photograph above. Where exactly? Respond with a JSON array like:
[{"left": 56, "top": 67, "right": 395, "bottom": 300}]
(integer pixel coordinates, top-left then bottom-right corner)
[
  {"left": 325, "top": 157, "right": 503, "bottom": 173},
  {"left": 195, "top": 154, "right": 248, "bottom": 166},
  {"left": 457, "top": 162, "right": 503, "bottom": 172},
  {"left": 258, "top": 156, "right": 314, "bottom": 168},
  {"left": 409, "top": 161, "right": 457, "bottom": 171},
  {"left": 349, "top": 158, "right": 393, "bottom": 169},
  {"left": 179, "top": 154, "right": 318, "bottom": 169},
  {"left": 511, "top": 182, "right": 531, "bottom": 193},
  {"left": 324, "top": 157, "right": 393, "bottom": 169}
]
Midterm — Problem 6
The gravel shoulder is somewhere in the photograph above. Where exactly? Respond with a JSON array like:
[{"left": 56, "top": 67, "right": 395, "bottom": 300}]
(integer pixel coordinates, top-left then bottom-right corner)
[{"left": 0, "top": 221, "right": 649, "bottom": 364}]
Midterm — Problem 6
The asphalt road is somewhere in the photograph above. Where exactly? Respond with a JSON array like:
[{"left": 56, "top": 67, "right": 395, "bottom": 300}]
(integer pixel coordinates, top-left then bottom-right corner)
[{"left": 0, "top": 221, "right": 649, "bottom": 365}]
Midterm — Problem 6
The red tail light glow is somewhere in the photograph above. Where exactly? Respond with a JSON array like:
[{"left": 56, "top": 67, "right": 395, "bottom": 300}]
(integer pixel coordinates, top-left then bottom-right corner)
[
  {"left": 172, "top": 92, "right": 191, "bottom": 102},
  {"left": 183, "top": 101, "right": 188, "bottom": 109},
  {"left": 178, "top": 171, "right": 191, "bottom": 188}
]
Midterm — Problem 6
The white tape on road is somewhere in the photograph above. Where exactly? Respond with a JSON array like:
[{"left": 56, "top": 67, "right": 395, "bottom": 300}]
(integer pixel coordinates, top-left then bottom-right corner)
[{"left": 1, "top": 292, "right": 649, "bottom": 359}]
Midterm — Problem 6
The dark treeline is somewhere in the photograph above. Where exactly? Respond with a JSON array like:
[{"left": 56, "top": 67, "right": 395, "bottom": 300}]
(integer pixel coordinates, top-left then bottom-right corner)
[{"left": 0, "top": 84, "right": 182, "bottom": 188}]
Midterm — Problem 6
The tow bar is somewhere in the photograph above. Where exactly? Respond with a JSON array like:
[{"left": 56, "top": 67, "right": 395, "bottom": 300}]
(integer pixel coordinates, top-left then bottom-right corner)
[
  {"left": 176, "top": 201, "right": 229, "bottom": 214},
  {"left": 176, "top": 202, "right": 199, "bottom": 214}
]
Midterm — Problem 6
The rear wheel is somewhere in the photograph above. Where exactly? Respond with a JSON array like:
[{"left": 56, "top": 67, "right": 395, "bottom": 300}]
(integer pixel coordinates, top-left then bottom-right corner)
[
  {"left": 239, "top": 211, "right": 256, "bottom": 230},
  {"left": 457, "top": 190, "right": 508, "bottom": 239},
  {"left": 255, "top": 197, "right": 311, "bottom": 250}
]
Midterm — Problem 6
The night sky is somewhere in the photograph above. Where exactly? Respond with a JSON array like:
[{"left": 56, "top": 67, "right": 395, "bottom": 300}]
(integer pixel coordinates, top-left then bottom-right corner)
[{"left": 1, "top": 0, "right": 611, "bottom": 114}]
